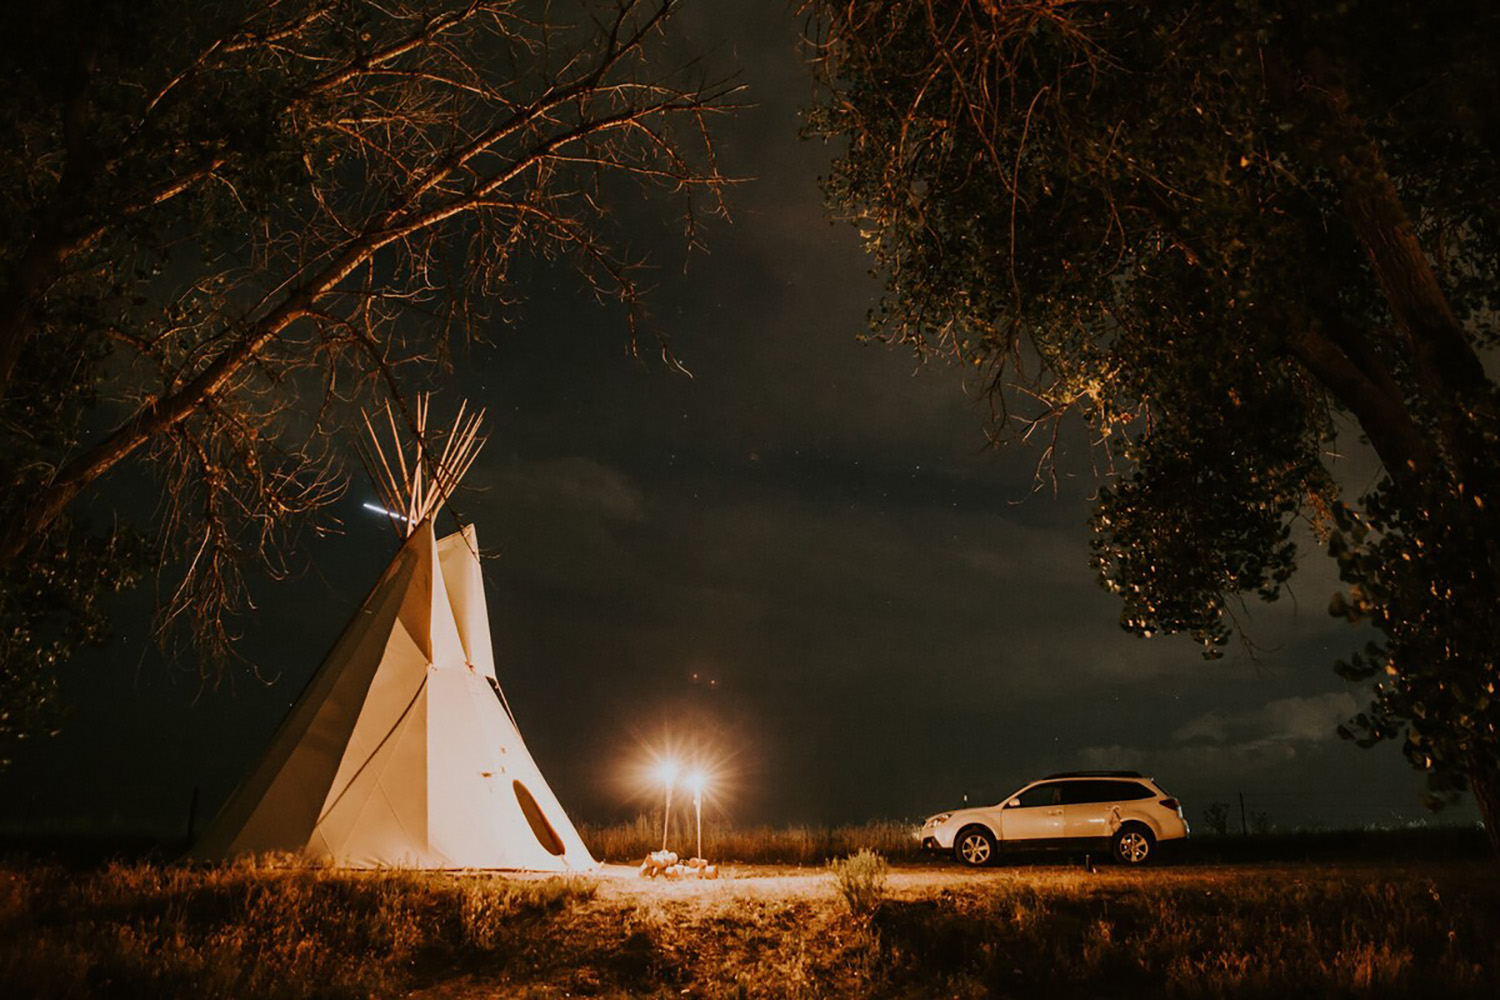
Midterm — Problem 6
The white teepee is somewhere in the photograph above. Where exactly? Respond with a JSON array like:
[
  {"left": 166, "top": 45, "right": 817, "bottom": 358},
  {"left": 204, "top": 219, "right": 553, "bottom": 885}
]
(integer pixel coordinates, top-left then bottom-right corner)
[{"left": 191, "top": 402, "right": 596, "bottom": 871}]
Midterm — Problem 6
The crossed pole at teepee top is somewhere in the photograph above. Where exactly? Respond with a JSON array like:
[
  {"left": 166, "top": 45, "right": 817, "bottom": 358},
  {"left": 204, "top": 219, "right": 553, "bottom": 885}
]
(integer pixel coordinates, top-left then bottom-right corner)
[{"left": 357, "top": 394, "right": 487, "bottom": 537}]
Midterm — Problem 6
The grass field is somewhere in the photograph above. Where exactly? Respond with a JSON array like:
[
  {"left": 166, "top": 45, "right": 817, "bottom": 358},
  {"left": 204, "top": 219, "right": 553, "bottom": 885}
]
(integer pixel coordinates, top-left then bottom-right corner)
[
  {"left": 577, "top": 815, "right": 924, "bottom": 865},
  {"left": 2, "top": 827, "right": 1497, "bottom": 999}
]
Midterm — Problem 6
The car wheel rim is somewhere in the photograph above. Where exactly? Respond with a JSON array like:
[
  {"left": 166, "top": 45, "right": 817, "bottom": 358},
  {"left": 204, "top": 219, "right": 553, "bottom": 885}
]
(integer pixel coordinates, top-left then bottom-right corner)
[
  {"left": 1120, "top": 832, "right": 1149, "bottom": 863},
  {"left": 960, "top": 835, "right": 990, "bottom": 864}
]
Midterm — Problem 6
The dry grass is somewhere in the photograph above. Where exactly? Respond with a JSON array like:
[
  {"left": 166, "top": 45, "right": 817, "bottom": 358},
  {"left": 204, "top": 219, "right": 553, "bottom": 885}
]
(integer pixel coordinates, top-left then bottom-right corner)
[
  {"left": 0, "top": 857, "right": 596, "bottom": 1000},
  {"left": 579, "top": 815, "right": 923, "bottom": 865},
  {"left": 860, "top": 864, "right": 1500, "bottom": 1000},
  {"left": 2, "top": 851, "right": 1498, "bottom": 998}
]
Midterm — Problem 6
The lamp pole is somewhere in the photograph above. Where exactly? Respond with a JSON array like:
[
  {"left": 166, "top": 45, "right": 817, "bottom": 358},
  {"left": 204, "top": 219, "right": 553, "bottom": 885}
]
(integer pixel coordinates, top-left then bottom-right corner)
[
  {"left": 686, "top": 770, "right": 707, "bottom": 860},
  {"left": 662, "top": 779, "right": 673, "bottom": 852},
  {"left": 658, "top": 760, "right": 678, "bottom": 852}
]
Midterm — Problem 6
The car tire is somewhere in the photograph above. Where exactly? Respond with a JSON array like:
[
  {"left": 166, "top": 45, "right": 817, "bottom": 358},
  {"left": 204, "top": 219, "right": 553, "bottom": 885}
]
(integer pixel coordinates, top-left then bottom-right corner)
[
  {"left": 954, "top": 825, "right": 997, "bottom": 867},
  {"left": 1111, "top": 823, "right": 1155, "bottom": 865}
]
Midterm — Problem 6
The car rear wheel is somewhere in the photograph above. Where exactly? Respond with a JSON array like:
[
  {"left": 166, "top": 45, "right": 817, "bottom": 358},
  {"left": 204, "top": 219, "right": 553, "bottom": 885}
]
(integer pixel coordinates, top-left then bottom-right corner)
[
  {"left": 954, "top": 826, "right": 997, "bottom": 867},
  {"left": 1111, "top": 824, "right": 1155, "bottom": 865}
]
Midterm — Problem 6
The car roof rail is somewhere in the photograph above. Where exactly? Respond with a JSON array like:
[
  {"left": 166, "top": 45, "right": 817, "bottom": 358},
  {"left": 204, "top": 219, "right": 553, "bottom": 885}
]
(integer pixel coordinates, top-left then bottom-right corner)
[{"left": 1042, "top": 770, "right": 1145, "bottom": 779}]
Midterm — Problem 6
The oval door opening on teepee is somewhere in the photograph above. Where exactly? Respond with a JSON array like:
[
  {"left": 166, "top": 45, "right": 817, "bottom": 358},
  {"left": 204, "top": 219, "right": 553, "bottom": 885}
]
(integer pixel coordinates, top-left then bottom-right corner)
[
  {"left": 188, "top": 400, "right": 597, "bottom": 871},
  {"left": 513, "top": 781, "right": 566, "bottom": 856}
]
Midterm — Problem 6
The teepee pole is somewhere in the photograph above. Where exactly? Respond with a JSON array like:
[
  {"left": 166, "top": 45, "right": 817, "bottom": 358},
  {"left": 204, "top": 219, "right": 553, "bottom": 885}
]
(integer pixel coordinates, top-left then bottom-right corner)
[
  {"left": 361, "top": 394, "right": 487, "bottom": 537},
  {"left": 359, "top": 412, "right": 408, "bottom": 537},
  {"left": 356, "top": 442, "right": 400, "bottom": 538},
  {"left": 432, "top": 399, "right": 468, "bottom": 479}
]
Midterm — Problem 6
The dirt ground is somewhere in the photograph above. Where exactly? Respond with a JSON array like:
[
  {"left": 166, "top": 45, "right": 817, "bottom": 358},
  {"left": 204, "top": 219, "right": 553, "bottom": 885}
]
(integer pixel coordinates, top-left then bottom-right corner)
[
  {"left": 503, "top": 860, "right": 1122, "bottom": 906},
  {"left": 586, "top": 860, "right": 1092, "bottom": 901},
  {"left": 526, "top": 857, "right": 1439, "bottom": 906}
]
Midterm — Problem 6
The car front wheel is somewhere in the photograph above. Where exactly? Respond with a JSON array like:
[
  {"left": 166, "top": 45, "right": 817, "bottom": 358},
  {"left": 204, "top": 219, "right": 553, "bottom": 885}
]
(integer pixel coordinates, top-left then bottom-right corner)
[
  {"left": 1111, "top": 824, "right": 1155, "bottom": 865},
  {"left": 954, "top": 826, "right": 997, "bottom": 867}
]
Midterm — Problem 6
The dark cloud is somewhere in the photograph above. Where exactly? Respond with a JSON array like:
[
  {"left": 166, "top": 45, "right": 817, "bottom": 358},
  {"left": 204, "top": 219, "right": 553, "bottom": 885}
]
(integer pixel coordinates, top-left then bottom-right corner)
[{"left": 1171, "top": 692, "right": 1363, "bottom": 747}]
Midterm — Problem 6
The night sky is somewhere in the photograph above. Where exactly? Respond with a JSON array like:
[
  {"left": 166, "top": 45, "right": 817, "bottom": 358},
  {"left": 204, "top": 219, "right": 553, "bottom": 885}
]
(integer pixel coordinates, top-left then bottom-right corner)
[{"left": 0, "top": 2, "right": 1475, "bottom": 841}]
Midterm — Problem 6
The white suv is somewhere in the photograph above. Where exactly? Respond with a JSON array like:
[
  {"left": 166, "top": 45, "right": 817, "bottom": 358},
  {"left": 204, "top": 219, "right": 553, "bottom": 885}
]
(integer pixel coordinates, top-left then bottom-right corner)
[{"left": 919, "top": 771, "right": 1189, "bottom": 866}]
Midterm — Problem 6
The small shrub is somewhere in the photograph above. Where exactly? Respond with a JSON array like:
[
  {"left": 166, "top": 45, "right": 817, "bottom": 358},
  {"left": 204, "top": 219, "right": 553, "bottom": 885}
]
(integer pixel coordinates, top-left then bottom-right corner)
[{"left": 829, "top": 848, "right": 887, "bottom": 918}]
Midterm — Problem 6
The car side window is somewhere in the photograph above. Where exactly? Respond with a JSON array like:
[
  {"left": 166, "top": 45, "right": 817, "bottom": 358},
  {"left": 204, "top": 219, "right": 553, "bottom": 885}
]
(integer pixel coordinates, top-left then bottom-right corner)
[
  {"left": 1060, "top": 780, "right": 1109, "bottom": 805},
  {"left": 1012, "top": 782, "right": 1063, "bottom": 808},
  {"left": 1062, "top": 780, "right": 1159, "bottom": 804}
]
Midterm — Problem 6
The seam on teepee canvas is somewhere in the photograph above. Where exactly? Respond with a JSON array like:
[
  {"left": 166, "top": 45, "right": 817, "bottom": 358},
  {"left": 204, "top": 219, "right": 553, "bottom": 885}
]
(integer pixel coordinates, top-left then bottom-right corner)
[
  {"left": 366, "top": 711, "right": 428, "bottom": 860},
  {"left": 314, "top": 674, "right": 429, "bottom": 829}
]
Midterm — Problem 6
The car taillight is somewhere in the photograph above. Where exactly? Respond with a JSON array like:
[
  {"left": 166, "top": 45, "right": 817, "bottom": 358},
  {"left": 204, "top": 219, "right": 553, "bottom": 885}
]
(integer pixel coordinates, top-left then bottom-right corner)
[{"left": 1159, "top": 797, "right": 1180, "bottom": 812}]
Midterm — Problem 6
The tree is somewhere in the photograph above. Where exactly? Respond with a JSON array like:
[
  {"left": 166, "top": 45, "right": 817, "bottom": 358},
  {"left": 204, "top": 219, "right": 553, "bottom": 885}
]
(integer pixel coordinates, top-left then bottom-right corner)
[
  {"left": 0, "top": 0, "right": 732, "bottom": 741},
  {"left": 808, "top": 0, "right": 1500, "bottom": 849}
]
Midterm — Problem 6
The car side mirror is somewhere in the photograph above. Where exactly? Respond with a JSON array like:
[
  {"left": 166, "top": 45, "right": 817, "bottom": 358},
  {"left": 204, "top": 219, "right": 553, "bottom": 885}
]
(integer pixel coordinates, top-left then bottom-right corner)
[{"left": 1006, "top": 798, "right": 1021, "bottom": 808}]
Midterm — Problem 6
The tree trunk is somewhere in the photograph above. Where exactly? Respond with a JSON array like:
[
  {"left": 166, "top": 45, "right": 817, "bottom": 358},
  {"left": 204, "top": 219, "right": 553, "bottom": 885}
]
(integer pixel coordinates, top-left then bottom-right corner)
[
  {"left": 1304, "top": 59, "right": 1495, "bottom": 476},
  {"left": 1470, "top": 766, "right": 1500, "bottom": 857},
  {"left": 1284, "top": 318, "right": 1434, "bottom": 481}
]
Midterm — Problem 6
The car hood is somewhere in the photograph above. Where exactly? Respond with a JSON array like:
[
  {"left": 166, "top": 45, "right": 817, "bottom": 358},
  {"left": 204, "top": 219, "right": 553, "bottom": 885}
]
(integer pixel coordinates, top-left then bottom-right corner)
[{"left": 926, "top": 805, "right": 993, "bottom": 826}]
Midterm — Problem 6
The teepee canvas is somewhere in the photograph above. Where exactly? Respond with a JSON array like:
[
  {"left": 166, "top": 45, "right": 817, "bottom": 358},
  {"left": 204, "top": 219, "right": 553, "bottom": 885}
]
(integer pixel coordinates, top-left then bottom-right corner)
[{"left": 191, "top": 401, "right": 596, "bottom": 871}]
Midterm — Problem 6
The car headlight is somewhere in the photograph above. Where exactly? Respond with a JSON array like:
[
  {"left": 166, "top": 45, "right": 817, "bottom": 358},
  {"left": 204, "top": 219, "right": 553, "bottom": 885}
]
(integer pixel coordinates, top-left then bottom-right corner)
[{"left": 925, "top": 812, "right": 953, "bottom": 827}]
